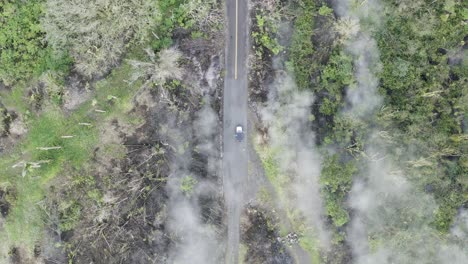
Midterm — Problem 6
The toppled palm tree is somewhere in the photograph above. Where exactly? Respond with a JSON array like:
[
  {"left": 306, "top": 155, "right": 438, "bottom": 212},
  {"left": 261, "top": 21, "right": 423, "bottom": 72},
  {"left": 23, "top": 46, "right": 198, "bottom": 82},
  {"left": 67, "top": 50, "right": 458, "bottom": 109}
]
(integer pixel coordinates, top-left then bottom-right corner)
[
  {"left": 128, "top": 47, "right": 184, "bottom": 103},
  {"left": 128, "top": 48, "right": 183, "bottom": 85},
  {"left": 334, "top": 17, "right": 360, "bottom": 44}
]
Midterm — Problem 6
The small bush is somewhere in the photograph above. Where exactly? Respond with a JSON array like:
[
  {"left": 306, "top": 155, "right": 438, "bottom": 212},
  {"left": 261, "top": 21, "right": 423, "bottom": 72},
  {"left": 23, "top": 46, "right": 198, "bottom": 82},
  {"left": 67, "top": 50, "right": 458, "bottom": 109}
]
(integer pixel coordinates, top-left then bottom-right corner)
[
  {"left": 320, "top": 155, "right": 356, "bottom": 227},
  {"left": 180, "top": 176, "right": 198, "bottom": 195},
  {"left": 0, "top": 0, "right": 71, "bottom": 85},
  {"left": 252, "top": 11, "right": 283, "bottom": 58}
]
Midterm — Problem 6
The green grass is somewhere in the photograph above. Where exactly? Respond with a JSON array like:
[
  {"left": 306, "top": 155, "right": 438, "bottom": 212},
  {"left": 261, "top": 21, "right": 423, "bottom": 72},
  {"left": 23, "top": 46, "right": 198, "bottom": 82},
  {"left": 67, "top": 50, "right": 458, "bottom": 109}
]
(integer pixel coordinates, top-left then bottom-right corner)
[
  {"left": 255, "top": 143, "right": 321, "bottom": 263},
  {"left": 0, "top": 108, "right": 98, "bottom": 252},
  {"left": 288, "top": 0, "right": 316, "bottom": 90},
  {"left": 254, "top": 145, "right": 286, "bottom": 200},
  {"left": 180, "top": 175, "right": 198, "bottom": 195},
  {"left": 239, "top": 243, "right": 248, "bottom": 264},
  {"left": 299, "top": 234, "right": 321, "bottom": 264}
]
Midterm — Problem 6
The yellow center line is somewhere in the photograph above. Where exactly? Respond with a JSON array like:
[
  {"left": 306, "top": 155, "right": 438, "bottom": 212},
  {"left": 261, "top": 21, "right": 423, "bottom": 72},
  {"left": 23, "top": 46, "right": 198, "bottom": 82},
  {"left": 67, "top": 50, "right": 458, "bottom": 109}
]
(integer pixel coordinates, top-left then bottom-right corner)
[{"left": 235, "top": 0, "right": 238, "bottom": 80}]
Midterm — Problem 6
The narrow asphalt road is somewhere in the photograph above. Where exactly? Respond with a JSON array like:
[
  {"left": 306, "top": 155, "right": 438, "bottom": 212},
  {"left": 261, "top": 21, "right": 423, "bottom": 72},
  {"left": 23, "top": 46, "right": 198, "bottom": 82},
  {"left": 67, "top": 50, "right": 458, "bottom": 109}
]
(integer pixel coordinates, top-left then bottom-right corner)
[{"left": 223, "top": 0, "right": 249, "bottom": 263}]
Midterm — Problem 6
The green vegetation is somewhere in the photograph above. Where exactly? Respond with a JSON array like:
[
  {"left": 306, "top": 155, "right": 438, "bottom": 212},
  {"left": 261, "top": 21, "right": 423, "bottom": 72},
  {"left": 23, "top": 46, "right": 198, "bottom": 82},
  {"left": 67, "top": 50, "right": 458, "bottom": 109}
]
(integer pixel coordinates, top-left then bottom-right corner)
[
  {"left": 256, "top": 0, "right": 467, "bottom": 262},
  {"left": 254, "top": 145, "right": 287, "bottom": 201},
  {"left": 375, "top": 0, "right": 467, "bottom": 232},
  {"left": 255, "top": 143, "right": 320, "bottom": 261},
  {"left": 285, "top": 0, "right": 466, "bottom": 235},
  {"left": 320, "top": 155, "right": 356, "bottom": 229},
  {"left": 239, "top": 243, "right": 248, "bottom": 264},
  {"left": 319, "top": 52, "right": 354, "bottom": 117},
  {"left": 152, "top": 0, "right": 223, "bottom": 50},
  {"left": 252, "top": 12, "right": 283, "bottom": 57},
  {"left": 288, "top": 0, "right": 316, "bottom": 90},
  {"left": 180, "top": 175, "right": 198, "bottom": 195},
  {"left": 299, "top": 234, "right": 321, "bottom": 264},
  {"left": 0, "top": 0, "right": 466, "bottom": 261},
  {"left": 318, "top": 5, "right": 333, "bottom": 16},
  {"left": 0, "top": 109, "right": 97, "bottom": 252},
  {"left": 152, "top": 0, "right": 193, "bottom": 50},
  {"left": 0, "top": 0, "right": 71, "bottom": 85}
]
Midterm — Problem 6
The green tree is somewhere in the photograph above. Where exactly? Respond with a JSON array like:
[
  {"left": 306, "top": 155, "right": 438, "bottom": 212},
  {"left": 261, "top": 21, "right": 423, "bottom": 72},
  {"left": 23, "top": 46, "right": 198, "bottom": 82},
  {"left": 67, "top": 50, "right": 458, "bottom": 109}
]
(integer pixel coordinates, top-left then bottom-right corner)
[
  {"left": 0, "top": 0, "right": 70, "bottom": 85},
  {"left": 320, "top": 155, "right": 356, "bottom": 227}
]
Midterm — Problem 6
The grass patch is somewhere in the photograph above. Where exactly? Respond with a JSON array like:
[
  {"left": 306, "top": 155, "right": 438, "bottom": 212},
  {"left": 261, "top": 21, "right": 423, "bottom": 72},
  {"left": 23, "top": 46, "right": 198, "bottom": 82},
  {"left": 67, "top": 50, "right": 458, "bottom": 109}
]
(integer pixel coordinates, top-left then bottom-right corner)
[
  {"left": 0, "top": 84, "right": 30, "bottom": 115},
  {"left": 299, "top": 233, "right": 321, "bottom": 264},
  {"left": 254, "top": 143, "right": 320, "bottom": 263},
  {"left": 254, "top": 144, "right": 287, "bottom": 201},
  {"left": 0, "top": 108, "right": 98, "bottom": 252},
  {"left": 0, "top": 113, "right": 94, "bottom": 261},
  {"left": 288, "top": 0, "right": 316, "bottom": 90},
  {"left": 239, "top": 243, "right": 248, "bottom": 264}
]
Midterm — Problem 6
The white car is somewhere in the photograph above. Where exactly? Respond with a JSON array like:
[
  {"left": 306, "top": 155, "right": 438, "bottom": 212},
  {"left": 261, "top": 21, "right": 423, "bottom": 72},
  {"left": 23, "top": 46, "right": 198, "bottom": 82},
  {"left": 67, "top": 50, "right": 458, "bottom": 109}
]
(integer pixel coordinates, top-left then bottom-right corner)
[{"left": 235, "top": 125, "right": 244, "bottom": 141}]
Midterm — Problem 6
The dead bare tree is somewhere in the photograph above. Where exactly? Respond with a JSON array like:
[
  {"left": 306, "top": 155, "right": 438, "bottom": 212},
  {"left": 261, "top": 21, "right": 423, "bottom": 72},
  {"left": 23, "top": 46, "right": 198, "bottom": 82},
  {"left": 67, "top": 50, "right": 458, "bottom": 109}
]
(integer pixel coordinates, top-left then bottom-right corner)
[{"left": 128, "top": 47, "right": 184, "bottom": 104}]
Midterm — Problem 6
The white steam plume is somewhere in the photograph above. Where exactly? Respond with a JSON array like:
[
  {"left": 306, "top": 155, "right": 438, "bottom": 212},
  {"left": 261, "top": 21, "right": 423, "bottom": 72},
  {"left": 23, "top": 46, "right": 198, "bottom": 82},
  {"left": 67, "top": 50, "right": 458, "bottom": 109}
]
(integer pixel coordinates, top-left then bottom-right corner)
[
  {"left": 166, "top": 97, "right": 222, "bottom": 264},
  {"left": 333, "top": 0, "right": 468, "bottom": 263},
  {"left": 260, "top": 63, "right": 331, "bottom": 248}
]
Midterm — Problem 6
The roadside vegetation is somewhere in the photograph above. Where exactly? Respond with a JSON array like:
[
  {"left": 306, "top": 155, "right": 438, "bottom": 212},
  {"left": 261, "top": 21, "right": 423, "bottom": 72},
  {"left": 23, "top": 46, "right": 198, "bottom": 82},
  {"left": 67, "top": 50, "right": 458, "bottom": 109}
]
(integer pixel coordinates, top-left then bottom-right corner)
[
  {"left": 250, "top": 0, "right": 466, "bottom": 263},
  {"left": 254, "top": 140, "right": 321, "bottom": 262}
]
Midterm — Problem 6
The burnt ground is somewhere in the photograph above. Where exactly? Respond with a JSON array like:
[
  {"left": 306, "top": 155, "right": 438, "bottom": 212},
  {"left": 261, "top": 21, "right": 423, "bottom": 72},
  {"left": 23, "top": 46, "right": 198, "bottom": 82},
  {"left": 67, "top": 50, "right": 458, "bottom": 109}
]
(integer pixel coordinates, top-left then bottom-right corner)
[
  {"left": 0, "top": 3, "right": 228, "bottom": 263},
  {"left": 59, "top": 53, "right": 223, "bottom": 264},
  {"left": 242, "top": 205, "right": 294, "bottom": 264}
]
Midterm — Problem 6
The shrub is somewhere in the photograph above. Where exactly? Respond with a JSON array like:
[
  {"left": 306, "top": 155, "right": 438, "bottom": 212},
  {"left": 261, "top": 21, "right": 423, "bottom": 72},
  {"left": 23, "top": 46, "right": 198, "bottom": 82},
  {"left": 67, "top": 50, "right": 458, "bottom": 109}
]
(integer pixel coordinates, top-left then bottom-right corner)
[
  {"left": 289, "top": 0, "right": 315, "bottom": 90},
  {"left": 252, "top": 12, "right": 283, "bottom": 56},
  {"left": 0, "top": 0, "right": 70, "bottom": 85},
  {"left": 180, "top": 175, "right": 198, "bottom": 195},
  {"left": 320, "top": 155, "right": 356, "bottom": 227}
]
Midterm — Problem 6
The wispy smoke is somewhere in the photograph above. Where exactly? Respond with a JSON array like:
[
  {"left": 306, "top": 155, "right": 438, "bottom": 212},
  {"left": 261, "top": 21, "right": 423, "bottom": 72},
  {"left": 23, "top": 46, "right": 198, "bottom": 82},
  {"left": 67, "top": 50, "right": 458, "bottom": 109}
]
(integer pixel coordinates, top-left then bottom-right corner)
[
  {"left": 347, "top": 149, "right": 436, "bottom": 263},
  {"left": 348, "top": 152, "right": 468, "bottom": 264},
  {"left": 451, "top": 209, "right": 468, "bottom": 242},
  {"left": 344, "top": 35, "right": 382, "bottom": 118},
  {"left": 166, "top": 94, "right": 222, "bottom": 263},
  {"left": 333, "top": 0, "right": 383, "bottom": 118},
  {"left": 260, "top": 60, "right": 331, "bottom": 248},
  {"left": 333, "top": 0, "right": 468, "bottom": 263}
]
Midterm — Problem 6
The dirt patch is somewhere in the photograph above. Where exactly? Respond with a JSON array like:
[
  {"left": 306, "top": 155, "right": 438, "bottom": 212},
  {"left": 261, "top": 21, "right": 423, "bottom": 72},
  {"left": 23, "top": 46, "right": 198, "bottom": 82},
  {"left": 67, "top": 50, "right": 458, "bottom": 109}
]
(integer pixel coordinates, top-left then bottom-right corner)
[
  {"left": 8, "top": 116, "right": 27, "bottom": 138},
  {"left": 9, "top": 246, "right": 40, "bottom": 264},
  {"left": 9, "top": 247, "right": 20, "bottom": 264},
  {"left": 0, "top": 189, "right": 12, "bottom": 218},
  {"left": 0, "top": 103, "right": 11, "bottom": 137},
  {"left": 62, "top": 72, "right": 92, "bottom": 112}
]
